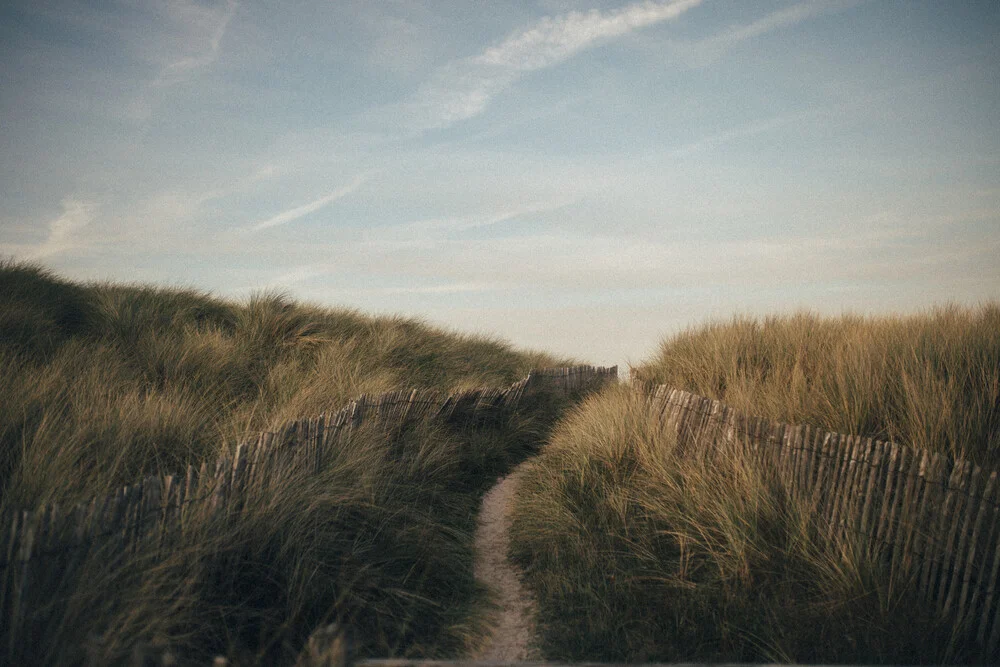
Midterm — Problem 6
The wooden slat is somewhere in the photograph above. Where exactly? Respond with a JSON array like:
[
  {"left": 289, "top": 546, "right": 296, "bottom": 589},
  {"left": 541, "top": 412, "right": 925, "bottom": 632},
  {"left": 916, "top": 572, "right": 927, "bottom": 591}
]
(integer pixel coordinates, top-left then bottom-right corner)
[
  {"left": 316, "top": 414, "right": 327, "bottom": 471},
  {"left": 988, "top": 523, "right": 1000, "bottom": 653},
  {"left": 211, "top": 455, "right": 231, "bottom": 517},
  {"left": 857, "top": 439, "right": 883, "bottom": 537},
  {"left": 810, "top": 431, "right": 835, "bottom": 513},
  {"left": 777, "top": 423, "right": 794, "bottom": 492},
  {"left": 910, "top": 454, "right": 943, "bottom": 598},
  {"left": 943, "top": 465, "right": 984, "bottom": 615},
  {"left": 887, "top": 447, "right": 917, "bottom": 566},
  {"left": 874, "top": 442, "right": 901, "bottom": 544},
  {"left": 917, "top": 454, "right": 950, "bottom": 600},
  {"left": 970, "top": 470, "right": 1000, "bottom": 619},
  {"left": 978, "top": 493, "right": 1000, "bottom": 646},
  {"left": 793, "top": 423, "right": 809, "bottom": 499},
  {"left": 920, "top": 458, "right": 962, "bottom": 604},
  {"left": 842, "top": 436, "right": 868, "bottom": 536},
  {"left": 897, "top": 451, "right": 930, "bottom": 571},
  {"left": 825, "top": 433, "right": 853, "bottom": 536},
  {"left": 802, "top": 424, "right": 821, "bottom": 499},
  {"left": 955, "top": 472, "right": 998, "bottom": 628},
  {"left": 933, "top": 460, "right": 972, "bottom": 606}
]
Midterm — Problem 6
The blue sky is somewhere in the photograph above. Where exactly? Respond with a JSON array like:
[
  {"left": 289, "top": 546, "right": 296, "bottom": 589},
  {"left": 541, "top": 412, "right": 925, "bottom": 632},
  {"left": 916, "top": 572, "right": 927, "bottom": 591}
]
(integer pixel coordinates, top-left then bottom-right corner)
[{"left": 2, "top": 0, "right": 998, "bottom": 368}]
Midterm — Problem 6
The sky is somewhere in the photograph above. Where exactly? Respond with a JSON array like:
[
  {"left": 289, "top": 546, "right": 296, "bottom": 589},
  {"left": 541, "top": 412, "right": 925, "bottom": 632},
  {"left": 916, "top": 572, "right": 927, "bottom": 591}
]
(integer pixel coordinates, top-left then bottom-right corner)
[{"left": 1, "top": 0, "right": 998, "bottom": 370}]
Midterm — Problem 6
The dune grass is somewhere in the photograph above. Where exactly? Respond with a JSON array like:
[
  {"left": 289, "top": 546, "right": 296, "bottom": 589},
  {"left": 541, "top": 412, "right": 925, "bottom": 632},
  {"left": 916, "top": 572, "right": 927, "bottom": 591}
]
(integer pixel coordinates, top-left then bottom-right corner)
[
  {"left": 0, "top": 260, "right": 573, "bottom": 664},
  {"left": 0, "top": 260, "right": 564, "bottom": 509},
  {"left": 510, "top": 385, "right": 975, "bottom": 664},
  {"left": 632, "top": 305, "right": 1000, "bottom": 467},
  {"left": 37, "top": 415, "right": 567, "bottom": 665}
]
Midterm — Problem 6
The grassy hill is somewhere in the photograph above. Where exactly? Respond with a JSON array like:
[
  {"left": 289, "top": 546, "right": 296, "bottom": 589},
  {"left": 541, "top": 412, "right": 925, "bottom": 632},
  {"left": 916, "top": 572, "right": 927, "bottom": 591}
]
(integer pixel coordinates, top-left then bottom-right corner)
[
  {"left": 0, "top": 260, "right": 566, "bottom": 509},
  {"left": 511, "top": 306, "right": 1000, "bottom": 664},
  {"left": 5, "top": 260, "right": 997, "bottom": 664},
  {"left": 633, "top": 307, "right": 1000, "bottom": 466},
  {"left": 0, "top": 260, "right": 572, "bottom": 664}
]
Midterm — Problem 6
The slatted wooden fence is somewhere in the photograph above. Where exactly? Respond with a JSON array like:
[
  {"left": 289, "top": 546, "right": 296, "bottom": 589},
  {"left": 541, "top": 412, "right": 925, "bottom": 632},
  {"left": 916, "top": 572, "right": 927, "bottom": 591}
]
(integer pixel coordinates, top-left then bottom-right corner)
[
  {"left": 0, "top": 366, "right": 616, "bottom": 665},
  {"left": 631, "top": 380, "right": 1000, "bottom": 655}
]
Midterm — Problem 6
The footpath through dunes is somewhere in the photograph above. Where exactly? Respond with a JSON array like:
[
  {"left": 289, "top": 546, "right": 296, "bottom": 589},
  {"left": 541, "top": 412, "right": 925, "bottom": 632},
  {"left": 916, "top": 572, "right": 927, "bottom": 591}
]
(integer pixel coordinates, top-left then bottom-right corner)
[
  {"left": 470, "top": 461, "right": 542, "bottom": 662},
  {"left": 0, "top": 360, "right": 617, "bottom": 665}
]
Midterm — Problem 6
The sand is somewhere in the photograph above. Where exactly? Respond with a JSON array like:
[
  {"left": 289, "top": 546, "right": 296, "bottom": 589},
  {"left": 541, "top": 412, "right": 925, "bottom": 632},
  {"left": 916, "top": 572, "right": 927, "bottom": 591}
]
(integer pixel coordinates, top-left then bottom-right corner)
[{"left": 470, "top": 462, "right": 543, "bottom": 661}]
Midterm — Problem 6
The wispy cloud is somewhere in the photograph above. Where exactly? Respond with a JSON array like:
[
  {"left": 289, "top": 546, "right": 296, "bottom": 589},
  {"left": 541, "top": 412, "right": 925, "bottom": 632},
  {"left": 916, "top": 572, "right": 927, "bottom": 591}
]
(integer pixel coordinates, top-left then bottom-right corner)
[
  {"left": 124, "top": 0, "right": 239, "bottom": 120},
  {"left": 384, "top": 282, "right": 492, "bottom": 295},
  {"left": 381, "top": 198, "right": 576, "bottom": 239},
  {"left": 28, "top": 198, "right": 97, "bottom": 259},
  {"left": 153, "top": 0, "right": 239, "bottom": 87},
  {"left": 250, "top": 172, "right": 373, "bottom": 232},
  {"left": 266, "top": 263, "right": 492, "bottom": 295},
  {"left": 666, "top": 109, "right": 816, "bottom": 158},
  {"left": 662, "top": 0, "right": 864, "bottom": 66},
  {"left": 473, "top": 0, "right": 704, "bottom": 69},
  {"left": 397, "top": 0, "right": 704, "bottom": 131}
]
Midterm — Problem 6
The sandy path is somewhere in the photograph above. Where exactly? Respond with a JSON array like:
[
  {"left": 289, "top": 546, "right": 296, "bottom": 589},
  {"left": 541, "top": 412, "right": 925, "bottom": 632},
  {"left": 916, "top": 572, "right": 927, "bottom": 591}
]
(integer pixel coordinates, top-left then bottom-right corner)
[{"left": 470, "top": 462, "right": 543, "bottom": 662}]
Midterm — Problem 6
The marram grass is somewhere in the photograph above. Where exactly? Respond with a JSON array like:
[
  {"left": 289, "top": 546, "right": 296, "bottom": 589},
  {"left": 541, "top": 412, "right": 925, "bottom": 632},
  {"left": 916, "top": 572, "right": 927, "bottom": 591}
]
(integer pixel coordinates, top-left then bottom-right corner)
[
  {"left": 0, "top": 260, "right": 565, "bottom": 508},
  {"left": 0, "top": 260, "right": 572, "bottom": 664},
  {"left": 510, "top": 385, "right": 976, "bottom": 663},
  {"left": 632, "top": 305, "right": 1000, "bottom": 466}
]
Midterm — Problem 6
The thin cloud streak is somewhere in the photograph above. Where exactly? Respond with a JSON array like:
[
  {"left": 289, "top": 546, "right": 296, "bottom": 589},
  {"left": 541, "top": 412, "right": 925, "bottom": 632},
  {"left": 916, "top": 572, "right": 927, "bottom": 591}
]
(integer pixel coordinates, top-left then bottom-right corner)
[
  {"left": 473, "top": 0, "right": 705, "bottom": 70},
  {"left": 397, "top": 0, "right": 704, "bottom": 131},
  {"left": 383, "top": 198, "right": 576, "bottom": 238},
  {"left": 153, "top": 0, "right": 239, "bottom": 87},
  {"left": 28, "top": 198, "right": 97, "bottom": 259},
  {"left": 667, "top": 109, "right": 816, "bottom": 158},
  {"left": 705, "top": 0, "right": 860, "bottom": 48},
  {"left": 250, "top": 173, "right": 373, "bottom": 231},
  {"left": 385, "top": 282, "right": 492, "bottom": 295},
  {"left": 662, "top": 0, "right": 865, "bottom": 66}
]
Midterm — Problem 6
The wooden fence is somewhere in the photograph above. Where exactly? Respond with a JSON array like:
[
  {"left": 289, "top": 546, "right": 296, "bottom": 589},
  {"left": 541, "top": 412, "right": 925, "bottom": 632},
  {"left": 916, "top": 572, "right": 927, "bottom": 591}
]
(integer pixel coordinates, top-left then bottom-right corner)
[
  {"left": 631, "top": 380, "right": 1000, "bottom": 655},
  {"left": 0, "top": 366, "right": 616, "bottom": 665}
]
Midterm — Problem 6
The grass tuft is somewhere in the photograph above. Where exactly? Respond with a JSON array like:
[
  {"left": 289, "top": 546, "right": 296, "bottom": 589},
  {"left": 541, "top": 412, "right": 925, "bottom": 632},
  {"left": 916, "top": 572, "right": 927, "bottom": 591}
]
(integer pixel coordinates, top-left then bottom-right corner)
[
  {"left": 0, "top": 260, "right": 573, "bottom": 663},
  {"left": 632, "top": 305, "right": 1000, "bottom": 466},
  {"left": 510, "top": 385, "right": 975, "bottom": 663}
]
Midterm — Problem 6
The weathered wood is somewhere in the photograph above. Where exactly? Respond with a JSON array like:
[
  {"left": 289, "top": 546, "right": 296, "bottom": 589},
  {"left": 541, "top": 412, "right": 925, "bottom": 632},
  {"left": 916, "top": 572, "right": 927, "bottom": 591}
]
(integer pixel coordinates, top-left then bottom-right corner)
[
  {"left": 857, "top": 439, "right": 881, "bottom": 537},
  {"left": 887, "top": 447, "right": 917, "bottom": 567},
  {"left": 796, "top": 423, "right": 810, "bottom": 496},
  {"left": 810, "top": 431, "right": 834, "bottom": 512},
  {"left": 315, "top": 414, "right": 327, "bottom": 472},
  {"left": 978, "top": 495, "right": 1000, "bottom": 646},
  {"left": 210, "top": 455, "right": 231, "bottom": 518},
  {"left": 988, "top": 522, "right": 1000, "bottom": 653},
  {"left": 944, "top": 466, "right": 985, "bottom": 615},
  {"left": 873, "top": 442, "right": 900, "bottom": 543},
  {"left": 918, "top": 455, "right": 953, "bottom": 601},
  {"left": 896, "top": 451, "right": 929, "bottom": 571},
  {"left": 842, "top": 436, "right": 868, "bottom": 536},
  {"left": 933, "top": 460, "right": 972, "bottom": 605},
  {"left": 777, "top": 423, "right": 793, "bottom": 491},
  {"left": 910, "top": 454, "right": 942, "bottom": 598},
  {"left": 955, "top": 472, "right": 998, "bottom": 627},
  {"left": 971, "top": 471, "right": 1000, "bottom": 619},
  {"left": 826, "top": 433, "right": 853, "bottom": 536}
]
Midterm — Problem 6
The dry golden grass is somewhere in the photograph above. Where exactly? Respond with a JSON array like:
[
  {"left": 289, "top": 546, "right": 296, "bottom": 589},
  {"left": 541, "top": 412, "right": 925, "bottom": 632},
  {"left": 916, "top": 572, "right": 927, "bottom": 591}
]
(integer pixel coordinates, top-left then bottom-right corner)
[
  {"left": 632, "top": 305, "right": 1000, "bottom": 466},
  {"left": 0, "top": 260, "right": 573, "bottom": 664},
  {"left": 0, "top": 261, "right": 565, "bottom": 508},
  {"left": 511, "top": 385, "right": 975, "bottom": 663}
]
